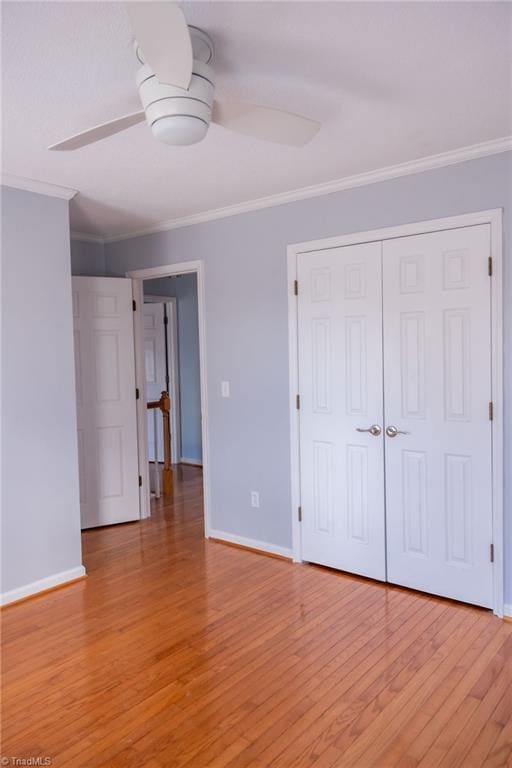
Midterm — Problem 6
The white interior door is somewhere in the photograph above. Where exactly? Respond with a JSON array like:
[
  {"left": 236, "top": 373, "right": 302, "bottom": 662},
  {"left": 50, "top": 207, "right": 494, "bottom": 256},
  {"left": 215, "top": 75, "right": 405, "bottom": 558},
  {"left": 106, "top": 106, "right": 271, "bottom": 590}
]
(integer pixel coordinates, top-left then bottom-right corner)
[
  {"left": 298, "top": 242, "right": 386, "bottom": 580},
  {"left": 383, "top": 224, "right": 493, "bottom": 608},
  {"left": 72, "top": 276, "right": 140, "bottom": 529},
  {"left": 143, "top": 303, "right": 167, "bottom": 462}
]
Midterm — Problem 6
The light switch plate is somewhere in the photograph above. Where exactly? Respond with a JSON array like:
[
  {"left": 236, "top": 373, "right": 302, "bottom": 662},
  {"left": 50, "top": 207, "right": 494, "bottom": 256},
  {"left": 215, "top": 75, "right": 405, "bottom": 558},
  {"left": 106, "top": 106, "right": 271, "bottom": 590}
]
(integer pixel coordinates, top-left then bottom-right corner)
[{"left": 221, "top": 381, "right": 230, "bottom": 398}]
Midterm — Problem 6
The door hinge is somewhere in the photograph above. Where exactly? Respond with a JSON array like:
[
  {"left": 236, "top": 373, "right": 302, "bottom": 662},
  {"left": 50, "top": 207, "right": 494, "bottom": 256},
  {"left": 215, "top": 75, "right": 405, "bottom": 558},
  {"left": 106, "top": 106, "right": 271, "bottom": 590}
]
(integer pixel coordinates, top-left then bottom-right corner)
[
  {"left": 488, "top": 256, "right": 493, "bottom": 277},
  {"left": 138, "top": 475, "right": 143, "bottom": 487},
  {"left": 298, "top": 506, "right": 302, "bottom": 522},
  {"left": 490, "top": 543, "right": 494, "bottom": 563},
  {"left": 489, "top": 401, "right": 494, "bottom": 421},
  {"left": 132, "top": 299, "right": 137, "bottom": 311},
  {"left": 294, "top": 279, "right": 298, "bottom": 296},
  {"left": 296, "top": 394, "right": 300, "bottom": 410},
  {"left": 163, "top": 315, "right": 169, "bottom": 325},
  {"left": 136, "top": 387, "right": 140, "bottom": 400}
]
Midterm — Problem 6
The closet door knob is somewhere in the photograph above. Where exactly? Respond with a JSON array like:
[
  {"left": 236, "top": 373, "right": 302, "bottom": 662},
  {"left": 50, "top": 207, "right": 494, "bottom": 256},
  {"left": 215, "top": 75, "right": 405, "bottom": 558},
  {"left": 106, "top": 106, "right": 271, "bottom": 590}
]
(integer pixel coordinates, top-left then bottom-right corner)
[
  {"left": 356, "top": 424, "right": 382, "bottom": 437},
  {"left": 385, "top": 425, "right": 409, "bottom": 438}
]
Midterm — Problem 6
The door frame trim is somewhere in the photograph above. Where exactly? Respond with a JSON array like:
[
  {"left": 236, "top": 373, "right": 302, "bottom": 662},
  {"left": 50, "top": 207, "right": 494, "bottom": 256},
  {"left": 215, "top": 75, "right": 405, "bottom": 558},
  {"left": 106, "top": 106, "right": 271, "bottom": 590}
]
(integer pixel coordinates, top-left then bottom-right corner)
[
  {"left": 287, "top": 208, "right": 504, "bottom": 616},
  {"left": 127, "top": 261, "right": 211, "bottom": 539}
]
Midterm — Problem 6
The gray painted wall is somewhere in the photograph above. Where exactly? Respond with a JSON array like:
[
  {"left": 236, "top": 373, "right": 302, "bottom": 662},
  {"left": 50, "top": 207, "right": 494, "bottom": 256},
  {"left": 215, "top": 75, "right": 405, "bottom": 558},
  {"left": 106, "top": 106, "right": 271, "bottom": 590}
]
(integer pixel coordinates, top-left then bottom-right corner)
[
  {"left": 1, "top": 186, "right": 83, "bottom": 595},
  {"left": 144, "top": 275, "right": 202, "bottom": 462},
  {"left": 104, "top": 152, "right": 512, "bottom": 603},
  {"left": 71, "top": 238, "right": 105, "bottom": 276}
]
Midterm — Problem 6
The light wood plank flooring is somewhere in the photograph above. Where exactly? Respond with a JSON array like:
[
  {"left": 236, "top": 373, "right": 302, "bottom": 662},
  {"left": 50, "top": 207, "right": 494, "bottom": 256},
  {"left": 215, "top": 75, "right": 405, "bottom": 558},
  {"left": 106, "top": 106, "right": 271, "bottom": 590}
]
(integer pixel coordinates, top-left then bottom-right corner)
[{"left": 2, "top": 465, "right": 511, "bottom": 767}]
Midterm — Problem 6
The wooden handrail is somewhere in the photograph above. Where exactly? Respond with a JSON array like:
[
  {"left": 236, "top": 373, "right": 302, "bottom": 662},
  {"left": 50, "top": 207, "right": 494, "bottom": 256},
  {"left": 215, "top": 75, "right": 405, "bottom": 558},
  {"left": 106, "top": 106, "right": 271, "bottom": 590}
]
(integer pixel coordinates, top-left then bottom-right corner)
[
  {"left": 147, "top": 391, "right": 169, "bottom": 411},
  {"left": 146, "top": 391, "right": 173, "bottom": 495}
]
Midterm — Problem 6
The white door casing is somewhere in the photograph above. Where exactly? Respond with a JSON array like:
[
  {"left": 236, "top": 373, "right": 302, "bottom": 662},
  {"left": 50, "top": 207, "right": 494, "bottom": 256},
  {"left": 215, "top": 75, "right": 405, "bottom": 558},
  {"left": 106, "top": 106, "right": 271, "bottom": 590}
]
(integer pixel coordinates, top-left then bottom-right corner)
[
  {"left": 383, "top": 224, "right": 493, "bottom": 608},
  {"left": 297, "top": 241, "right": 386, "bottom": 580},
  {"left": 72, "top": 276, "right": 140, "bottom": 528},
  {"left": 128, "top": 261, "right": 211, "bottom": 534},
  {"left": 143, "top": 302, "right": 167, "bottom": 463},
  {"left": 165, "top": 299, "right": 181, "bottom": 465},
  {"left": 289, "top": 211, "right": 502, "bottom": 615}
]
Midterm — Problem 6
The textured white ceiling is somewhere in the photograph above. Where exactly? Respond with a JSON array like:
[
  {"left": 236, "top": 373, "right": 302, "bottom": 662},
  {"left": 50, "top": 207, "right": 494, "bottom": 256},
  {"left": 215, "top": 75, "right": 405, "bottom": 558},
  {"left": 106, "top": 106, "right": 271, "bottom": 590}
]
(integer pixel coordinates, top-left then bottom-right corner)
[{"left": 2, "top": 1, "right": 511, "bottom": 238}]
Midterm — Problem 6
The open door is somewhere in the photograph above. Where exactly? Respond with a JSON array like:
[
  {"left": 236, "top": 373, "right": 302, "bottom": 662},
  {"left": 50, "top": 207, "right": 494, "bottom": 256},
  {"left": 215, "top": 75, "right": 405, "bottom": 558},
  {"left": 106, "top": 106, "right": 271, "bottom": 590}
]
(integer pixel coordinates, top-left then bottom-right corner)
[
  {"left": 143, "top": 302, "right": 167, "bottom": 463},
  {"left": 72, "top": 276, "right": 140, "bottom": 528}
]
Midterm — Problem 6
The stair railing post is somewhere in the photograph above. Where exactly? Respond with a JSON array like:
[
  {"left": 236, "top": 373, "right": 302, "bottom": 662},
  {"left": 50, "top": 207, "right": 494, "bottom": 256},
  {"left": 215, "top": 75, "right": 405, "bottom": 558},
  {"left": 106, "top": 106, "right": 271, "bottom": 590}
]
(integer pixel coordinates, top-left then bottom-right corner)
[{"left": 146, "top": 391, "right": 173, "bottom": 496}]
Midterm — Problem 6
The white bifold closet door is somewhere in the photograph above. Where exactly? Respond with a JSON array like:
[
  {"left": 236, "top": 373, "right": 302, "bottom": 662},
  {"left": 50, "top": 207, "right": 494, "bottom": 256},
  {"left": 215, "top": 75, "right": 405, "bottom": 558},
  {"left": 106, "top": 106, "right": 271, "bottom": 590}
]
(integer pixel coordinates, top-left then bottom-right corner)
[
  {"left": 297, "top": 241, "right": 386, "bottom": 581},
  {"left": 72, "top": 276, "right": 140, "bottom": 529},
  {"left": 383, "top": 224, "right": 493, "bottom": 608}
]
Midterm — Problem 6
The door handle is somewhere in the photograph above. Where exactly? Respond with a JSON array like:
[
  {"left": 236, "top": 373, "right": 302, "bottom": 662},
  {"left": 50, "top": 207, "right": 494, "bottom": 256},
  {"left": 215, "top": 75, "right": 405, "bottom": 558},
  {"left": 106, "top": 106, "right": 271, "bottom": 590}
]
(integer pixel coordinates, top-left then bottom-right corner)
[
  {"left": 385, "top": 425, "right": 409, "bottom": 438},
  {"left": 356, "top": 424, "right": 382, "bottom": 437}
]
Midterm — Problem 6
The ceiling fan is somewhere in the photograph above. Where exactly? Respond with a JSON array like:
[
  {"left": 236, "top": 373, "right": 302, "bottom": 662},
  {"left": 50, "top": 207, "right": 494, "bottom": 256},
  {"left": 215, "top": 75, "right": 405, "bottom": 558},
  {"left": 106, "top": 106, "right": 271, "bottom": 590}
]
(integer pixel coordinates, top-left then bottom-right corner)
[{"left": 48, "top": 1, "right": 321, "bottom": 151}]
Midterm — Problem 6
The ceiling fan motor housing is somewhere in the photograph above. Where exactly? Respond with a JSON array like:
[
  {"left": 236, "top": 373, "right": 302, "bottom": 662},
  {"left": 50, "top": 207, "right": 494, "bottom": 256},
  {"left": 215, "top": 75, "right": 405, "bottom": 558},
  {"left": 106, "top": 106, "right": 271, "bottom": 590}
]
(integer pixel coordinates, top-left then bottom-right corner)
[{"left": 136, "top": 58, "right": 214, "bottom": 146}]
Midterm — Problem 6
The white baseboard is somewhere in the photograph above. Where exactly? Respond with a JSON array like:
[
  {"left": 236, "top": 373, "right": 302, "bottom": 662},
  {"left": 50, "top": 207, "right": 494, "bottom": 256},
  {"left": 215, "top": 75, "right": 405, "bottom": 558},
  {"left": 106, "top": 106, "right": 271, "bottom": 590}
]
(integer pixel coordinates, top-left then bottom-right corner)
[
  {"left": 0, "top": 565, "right": 86, "bottom": 606},
  {"left": 180, "top": 457, "right": 203, "bottom": 466},
  {"left": 504, "top": 604, "right": 512, "bottom": 618},
  {"left": 207, "top": 528, "right": 293, "bottom": 560}
]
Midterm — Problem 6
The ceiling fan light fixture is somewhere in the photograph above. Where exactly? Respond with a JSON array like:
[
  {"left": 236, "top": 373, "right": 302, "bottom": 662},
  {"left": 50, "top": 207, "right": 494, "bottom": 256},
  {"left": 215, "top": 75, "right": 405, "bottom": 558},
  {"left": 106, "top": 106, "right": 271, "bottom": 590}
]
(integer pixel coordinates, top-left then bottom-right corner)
[
  {"left": 151, "top": 114, "right": 209, "bottom": 146},
  {"left": 137, "top": 59, "right": 214, "bottom": 146}
]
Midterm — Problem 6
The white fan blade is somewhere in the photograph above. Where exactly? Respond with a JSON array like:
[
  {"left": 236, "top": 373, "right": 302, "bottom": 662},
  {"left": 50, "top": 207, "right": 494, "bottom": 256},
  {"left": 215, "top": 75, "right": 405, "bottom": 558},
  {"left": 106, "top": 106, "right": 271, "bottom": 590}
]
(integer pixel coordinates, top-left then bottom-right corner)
[
  {"left": 127, "top": 1, "right": 192, "bottom": 89},
  {"left": 212, "top": 101, "right": 320, "bottom": 147},
  {"left": 48, "top": 111, "right": 146, "bottom": 151}
]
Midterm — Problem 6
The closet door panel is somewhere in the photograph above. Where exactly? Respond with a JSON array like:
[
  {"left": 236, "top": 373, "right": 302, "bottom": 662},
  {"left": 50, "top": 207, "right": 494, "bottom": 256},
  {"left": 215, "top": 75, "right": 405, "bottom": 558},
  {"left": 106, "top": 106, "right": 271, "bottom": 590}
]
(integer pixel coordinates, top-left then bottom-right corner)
[
  {"left": 383, "top": 225, "right": 493, "bottom": 608},
  {"left": 298, "top": 242, "right": 386, "bottom": 580}
]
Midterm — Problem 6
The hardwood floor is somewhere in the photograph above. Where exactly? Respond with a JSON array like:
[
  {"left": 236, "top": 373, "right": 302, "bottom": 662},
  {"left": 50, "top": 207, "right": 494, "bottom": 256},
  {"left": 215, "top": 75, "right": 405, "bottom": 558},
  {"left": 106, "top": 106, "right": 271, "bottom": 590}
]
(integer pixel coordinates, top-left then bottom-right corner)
[{"left": 2, "top": 465, "right": 511, "bottom": 767}]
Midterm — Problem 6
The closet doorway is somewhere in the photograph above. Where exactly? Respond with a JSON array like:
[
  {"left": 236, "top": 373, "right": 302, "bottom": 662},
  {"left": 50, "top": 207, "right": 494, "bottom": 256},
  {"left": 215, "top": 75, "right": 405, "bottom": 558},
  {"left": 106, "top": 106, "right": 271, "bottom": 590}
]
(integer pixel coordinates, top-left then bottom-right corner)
[{"left": 288, "top": 210, "right": 503, "bottom": 615}]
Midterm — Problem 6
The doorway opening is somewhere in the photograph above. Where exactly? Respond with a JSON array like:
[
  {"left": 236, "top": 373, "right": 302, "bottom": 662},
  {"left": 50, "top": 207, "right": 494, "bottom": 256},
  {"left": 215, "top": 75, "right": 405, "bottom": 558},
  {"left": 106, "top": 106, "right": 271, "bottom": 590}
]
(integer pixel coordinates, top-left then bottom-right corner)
[
  {"left": 129, "top": 261, "right": 210, "bottom": 535},
  {"left": 142, "top": 275, "right": 203, "bottom": 501}
]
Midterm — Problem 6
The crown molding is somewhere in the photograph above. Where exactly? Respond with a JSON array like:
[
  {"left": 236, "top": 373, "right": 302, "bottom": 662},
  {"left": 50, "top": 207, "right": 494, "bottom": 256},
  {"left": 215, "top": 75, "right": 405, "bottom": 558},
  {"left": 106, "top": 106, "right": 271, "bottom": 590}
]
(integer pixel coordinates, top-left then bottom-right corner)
[
  {"left": 21, "top": 135, "right": 506, "bottom": 245},
  {"left": 70, "top": 230, "right": 105, "bottom": 244},
  {"left": 99, "top": 136, "right": 511, "bottom": 243},
  {"left": 1, "top": 173, "right": 77, "bottom": 201}
]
